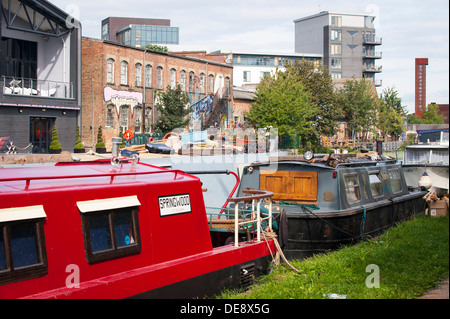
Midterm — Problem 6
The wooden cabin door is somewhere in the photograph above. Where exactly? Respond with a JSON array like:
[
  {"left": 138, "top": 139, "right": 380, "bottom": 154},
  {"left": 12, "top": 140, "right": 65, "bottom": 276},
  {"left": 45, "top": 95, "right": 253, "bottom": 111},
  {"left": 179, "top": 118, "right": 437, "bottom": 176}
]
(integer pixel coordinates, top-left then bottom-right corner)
[{"left": 260, "top": 170, "right": 318, "bottom": 204}]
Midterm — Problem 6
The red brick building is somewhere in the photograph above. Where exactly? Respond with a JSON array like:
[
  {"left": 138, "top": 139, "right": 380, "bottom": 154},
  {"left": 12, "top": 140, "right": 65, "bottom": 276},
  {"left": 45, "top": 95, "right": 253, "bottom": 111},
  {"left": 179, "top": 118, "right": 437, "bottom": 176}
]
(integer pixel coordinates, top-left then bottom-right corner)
[
  {"left": 415, "top": 58, "right": 428, "bottom": 118},
  {"left": 81, "top": 37, "right": 233, "bottom": 151}
]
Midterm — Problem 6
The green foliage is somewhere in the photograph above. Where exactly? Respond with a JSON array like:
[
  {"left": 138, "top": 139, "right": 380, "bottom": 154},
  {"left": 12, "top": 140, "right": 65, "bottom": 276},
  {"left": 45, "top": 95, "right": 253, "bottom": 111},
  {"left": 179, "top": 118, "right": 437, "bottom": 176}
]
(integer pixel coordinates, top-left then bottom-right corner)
[
  {"left": 284, "top": 59, "right": 342, "bottom": 137},
  {"left": 153, "top": 85, "right": 191, "bottom": 134},
  {"left": 378, "top": 86, "right": 406, "bottom": 139},
  {"left": 422, "top": 104, "right": 445, "bottom": 124},
  {"left": 74, "top": 126, "right": 84, "bottom": 149},
  {"left": 220, "top": 215, "right": 449, "bottom": 299},
  {"left": 118, "top": 127, "right": 126, "bottom": 148},
  {"left": 247, "top": 59, "right": 342, "bottom": 149},
  {"left": 95, "top": 126, "right": 105, "bottom": 149},
  {"left": 49, "top": 125, "right": 61, "bottom": 150},
  {"left": 145, "top": 44, "right": 169, "bottom": 53},
  {"left": 336, "top": 78, "right": 379, "bottom": 138},
  {"left": 406, "top": 113, "right": 424, "bottom": 124},
  {"left": 407, "top": 104, "right": 445, "bottom": 124},
  {"left": 247, "top": 69, "right": 315, "bottom": 138}
]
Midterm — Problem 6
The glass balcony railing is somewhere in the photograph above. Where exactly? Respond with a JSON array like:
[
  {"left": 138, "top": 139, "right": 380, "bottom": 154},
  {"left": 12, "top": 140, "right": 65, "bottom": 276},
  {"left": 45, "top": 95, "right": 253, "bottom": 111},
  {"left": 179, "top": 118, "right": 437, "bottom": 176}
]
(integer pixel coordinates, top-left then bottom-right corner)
[
  {"left": 363, "top": 51, "right": 382, "bottom": 59},
  {"left": 1, "top": 76, "right": 74, "bottom": 99},
  {"left": 363, "top": 35, "right": 382, "bottom": 45},
  {"left": 363, "top": 65, "right": 382, "bottom": 73}
]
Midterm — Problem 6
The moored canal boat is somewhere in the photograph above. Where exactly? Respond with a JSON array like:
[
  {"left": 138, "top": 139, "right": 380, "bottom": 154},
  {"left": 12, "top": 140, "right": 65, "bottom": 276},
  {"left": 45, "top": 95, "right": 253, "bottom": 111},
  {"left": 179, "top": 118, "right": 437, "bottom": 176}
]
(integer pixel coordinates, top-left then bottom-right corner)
[
  {"left": 227, "top": 153, "right": 427, "bottom": 260},
  {"left": 402, "top": 142, "right": 449, "bottom": 195},
  {"left": 0, "top": 158, "right": 275, "bottom": 299}
]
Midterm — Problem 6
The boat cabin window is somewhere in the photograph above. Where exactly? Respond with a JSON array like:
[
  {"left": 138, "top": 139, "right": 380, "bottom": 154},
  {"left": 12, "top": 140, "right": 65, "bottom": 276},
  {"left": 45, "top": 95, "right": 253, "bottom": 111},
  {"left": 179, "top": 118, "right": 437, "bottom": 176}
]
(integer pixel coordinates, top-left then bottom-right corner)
[
  {"left": 0, "top": 206, "right": 48, "bottom": 285},
  {"left": 78, "top": 196, "right": 141, "bottom": 264},
  {"left": 387, "top": 168, "right": 402, "bottom": 194},
  {"left": 369, "top": 172, "right": 383, "bottom": 197},
  {"left": 344, "top": 173, "right": 361, "bottom": 203},
  {"left": 431, "top": 149, "right": 449, "bottom": 165}
]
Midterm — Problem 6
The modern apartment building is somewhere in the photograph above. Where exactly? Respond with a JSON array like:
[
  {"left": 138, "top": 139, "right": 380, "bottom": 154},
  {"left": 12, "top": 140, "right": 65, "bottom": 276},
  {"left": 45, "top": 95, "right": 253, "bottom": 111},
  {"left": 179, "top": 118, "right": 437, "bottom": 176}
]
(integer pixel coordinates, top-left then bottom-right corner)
[
  {"left": 0, "top": 0, "right": 81, "bottom": 153},
  {"left": 101, "top": 17, "right": 179, "bottom": 47},
  {"left": 294, "top": 11, "right": 382, "bottom": 86},
  {"left": 231, "top": 51, "right": 322, "bottom": 88}
]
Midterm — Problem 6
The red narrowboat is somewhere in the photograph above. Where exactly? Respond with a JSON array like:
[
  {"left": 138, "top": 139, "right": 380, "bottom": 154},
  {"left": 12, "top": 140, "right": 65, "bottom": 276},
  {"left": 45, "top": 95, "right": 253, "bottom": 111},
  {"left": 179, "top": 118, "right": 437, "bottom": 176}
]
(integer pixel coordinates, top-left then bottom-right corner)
[{"left": 0, "top": 159, "right": 275, "bottom": 299}]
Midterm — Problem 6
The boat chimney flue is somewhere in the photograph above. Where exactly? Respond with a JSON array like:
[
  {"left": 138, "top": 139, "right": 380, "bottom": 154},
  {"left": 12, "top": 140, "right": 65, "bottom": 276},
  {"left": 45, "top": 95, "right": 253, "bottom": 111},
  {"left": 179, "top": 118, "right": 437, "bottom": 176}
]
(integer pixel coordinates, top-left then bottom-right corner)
[{"left": 111, "top": 137, "right": 122, "bottom": 158}]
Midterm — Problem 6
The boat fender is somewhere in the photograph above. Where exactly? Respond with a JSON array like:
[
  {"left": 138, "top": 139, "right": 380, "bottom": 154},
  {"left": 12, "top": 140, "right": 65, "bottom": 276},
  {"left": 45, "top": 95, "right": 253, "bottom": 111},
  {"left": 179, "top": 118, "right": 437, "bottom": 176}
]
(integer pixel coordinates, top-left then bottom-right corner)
[
  {"left": 149, "top": 136, "right": 154, "bottom": 142},
  {"left": 418, "top": 172, "right": 432, "bottom": 190}
]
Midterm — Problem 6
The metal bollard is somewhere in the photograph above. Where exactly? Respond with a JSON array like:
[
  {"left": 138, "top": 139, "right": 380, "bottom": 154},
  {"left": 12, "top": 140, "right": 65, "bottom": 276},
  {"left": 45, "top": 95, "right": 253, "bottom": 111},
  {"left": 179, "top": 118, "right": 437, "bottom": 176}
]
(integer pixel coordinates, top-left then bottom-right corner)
[{"left": 111, "top": 137, "right": 121, "bottom": 158}]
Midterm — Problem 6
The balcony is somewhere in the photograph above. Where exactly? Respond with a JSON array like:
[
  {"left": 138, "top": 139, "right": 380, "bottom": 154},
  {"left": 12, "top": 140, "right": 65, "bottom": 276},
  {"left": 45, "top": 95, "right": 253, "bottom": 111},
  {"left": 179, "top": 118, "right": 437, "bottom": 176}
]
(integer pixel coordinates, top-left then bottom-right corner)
[
  {"left": 363, "top": 36, "right": 382, "bottom": 45},
  {"left": 363, "top": 50, "right": 382, "bottom": 59},
  {"left": 363, "top": 65, "right": 382, "bottom": 73},
  {"left": 2, "top": 76, "right": 74, "bottom": 99},
  {"left": 374, "top": 79, "right": 382, "bottom": 87}
]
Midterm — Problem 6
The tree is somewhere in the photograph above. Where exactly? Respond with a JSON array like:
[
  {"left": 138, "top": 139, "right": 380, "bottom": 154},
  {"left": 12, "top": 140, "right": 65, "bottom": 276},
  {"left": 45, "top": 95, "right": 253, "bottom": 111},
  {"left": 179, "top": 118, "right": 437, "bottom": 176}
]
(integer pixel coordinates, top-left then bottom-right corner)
[
  {"left": 49, "top": 125, "right": 61, "bottom": 151},
  {"left": 336, "top": 78, "right": 379, "bottom": 142},
  {"left": 95, "top": 126, "right": 105, "bottom": 149},
  {"left": 283, "top": 59, "right": 342, "bottom": 136},
  {"left": 74, "top": 126, "right": 85, "bottom": 151},
  {"left": 406, "top": 104, "right": 445, "bottom": 124},
  {"left": 378, "top": 86, "right": 406, "bottom": 140},
  {"left": 153, "top": 85, "right": 191, "bottom": 134},
  {"left": 422, "top": 103, "right": 445, "bottom": 124},
  {"left": 247, "top": 69, "right": 316, "bottom": 138}
]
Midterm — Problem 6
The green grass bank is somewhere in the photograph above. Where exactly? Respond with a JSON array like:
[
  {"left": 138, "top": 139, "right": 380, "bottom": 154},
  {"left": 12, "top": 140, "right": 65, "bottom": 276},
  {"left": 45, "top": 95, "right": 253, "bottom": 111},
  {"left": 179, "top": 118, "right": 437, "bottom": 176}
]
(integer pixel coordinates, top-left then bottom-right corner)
[{"left": 220, "top": 214, "right": 449, "bottom": 299}]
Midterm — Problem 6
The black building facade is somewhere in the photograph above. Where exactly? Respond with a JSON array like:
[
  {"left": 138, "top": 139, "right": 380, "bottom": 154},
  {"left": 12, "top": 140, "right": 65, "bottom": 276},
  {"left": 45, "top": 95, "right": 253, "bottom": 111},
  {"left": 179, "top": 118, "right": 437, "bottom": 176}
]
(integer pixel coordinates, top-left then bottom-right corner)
[{"left": 0, "top": 0, "right": 81, "bottom": 153}]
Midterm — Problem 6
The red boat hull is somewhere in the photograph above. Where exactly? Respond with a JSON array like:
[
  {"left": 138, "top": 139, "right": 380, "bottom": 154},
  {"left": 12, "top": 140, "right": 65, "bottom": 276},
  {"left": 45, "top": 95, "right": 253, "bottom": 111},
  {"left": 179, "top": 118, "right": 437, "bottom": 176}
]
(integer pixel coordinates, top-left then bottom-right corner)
[{"left": 22, "top": 242, "right": 273, "bottom": 299}]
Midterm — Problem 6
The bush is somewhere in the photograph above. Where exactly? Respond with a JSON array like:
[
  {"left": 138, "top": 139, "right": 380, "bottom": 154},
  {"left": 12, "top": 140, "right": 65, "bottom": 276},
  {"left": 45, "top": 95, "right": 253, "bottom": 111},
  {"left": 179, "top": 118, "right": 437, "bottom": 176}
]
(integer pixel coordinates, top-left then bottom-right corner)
[
  {"left": 95, "top": 126, "right": 105, "bottom": 149},
  {"left": 74, "top": 126, "right": 84, "bottom": 150},
  {"left": 49, "top": 125, "right": 61, "bottom": 150}
]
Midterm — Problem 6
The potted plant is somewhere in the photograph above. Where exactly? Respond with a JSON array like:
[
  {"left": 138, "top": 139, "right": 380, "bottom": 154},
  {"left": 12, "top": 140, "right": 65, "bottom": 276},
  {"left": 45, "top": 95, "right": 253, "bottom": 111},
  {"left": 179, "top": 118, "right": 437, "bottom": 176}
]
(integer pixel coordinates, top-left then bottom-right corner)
[
  {"left": 95, "top": 126, "right": 106, "bottom": 153},
  {"left": 118, "top": 127, "right": 126, "bottom": 148},
  {"left": 49, "top": 125, "right": 62, "bottom": 154},
  {"left": 74, "top": 126, "right": 85, "bottom": 153}
]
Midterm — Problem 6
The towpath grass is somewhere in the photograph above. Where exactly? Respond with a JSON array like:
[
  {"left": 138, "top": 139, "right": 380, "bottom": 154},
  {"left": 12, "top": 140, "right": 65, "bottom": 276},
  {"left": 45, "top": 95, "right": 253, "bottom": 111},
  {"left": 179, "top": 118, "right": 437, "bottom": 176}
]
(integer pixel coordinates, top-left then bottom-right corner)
[{"left": 220, "top": 214, "right": 449, "bottom": 299}]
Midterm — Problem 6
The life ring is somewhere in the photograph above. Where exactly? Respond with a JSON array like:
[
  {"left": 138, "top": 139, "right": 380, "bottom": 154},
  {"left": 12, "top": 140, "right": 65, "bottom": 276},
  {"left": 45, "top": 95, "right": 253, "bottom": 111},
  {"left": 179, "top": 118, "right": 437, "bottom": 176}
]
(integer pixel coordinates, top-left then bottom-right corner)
[
  {"left": 148, "top": 136, "right": 154, "bottom": 142},
  {"left": 163, "top": 132, "right": 180, "bottom": 140}
]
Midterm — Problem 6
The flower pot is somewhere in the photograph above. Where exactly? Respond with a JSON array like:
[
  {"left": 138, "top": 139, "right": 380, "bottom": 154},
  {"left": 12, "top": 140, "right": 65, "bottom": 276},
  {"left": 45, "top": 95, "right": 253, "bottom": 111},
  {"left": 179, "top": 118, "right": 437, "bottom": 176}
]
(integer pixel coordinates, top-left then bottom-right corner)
[
  {"left": 49, "top": 149, "right": 61, "bottom": 154},
  {"left": 96, "top": 148, "right": 107, "bottom": 154},
  {"left": 74, "top": 148, "right": 85, "bottom": 153}
]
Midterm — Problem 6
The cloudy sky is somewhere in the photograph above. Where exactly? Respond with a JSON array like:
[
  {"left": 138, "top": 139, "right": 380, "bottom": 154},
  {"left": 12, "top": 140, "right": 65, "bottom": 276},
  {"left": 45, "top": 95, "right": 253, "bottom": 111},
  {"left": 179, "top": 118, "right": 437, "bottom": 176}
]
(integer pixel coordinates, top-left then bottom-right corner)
[{"left": 50, "top": 0, "right": 449, "bottom": 114}]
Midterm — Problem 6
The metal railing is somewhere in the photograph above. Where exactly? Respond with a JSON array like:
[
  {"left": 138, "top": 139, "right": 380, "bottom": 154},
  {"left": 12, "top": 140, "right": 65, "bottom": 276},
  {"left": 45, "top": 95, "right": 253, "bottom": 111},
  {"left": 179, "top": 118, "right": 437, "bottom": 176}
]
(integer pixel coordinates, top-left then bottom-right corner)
[
  {"left": 2, "top": 76, "right": 74, "bottom": 99},
  {"left": 227, "top": 190, "right": 274, "bottom": 247}
]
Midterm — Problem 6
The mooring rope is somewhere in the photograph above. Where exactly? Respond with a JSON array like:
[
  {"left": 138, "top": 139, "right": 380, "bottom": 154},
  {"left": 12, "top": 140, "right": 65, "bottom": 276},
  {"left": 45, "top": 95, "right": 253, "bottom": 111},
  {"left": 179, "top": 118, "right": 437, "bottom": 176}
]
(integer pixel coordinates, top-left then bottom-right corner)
[{"left": 261, "top": 230, "right": 299, "bottom": 273}]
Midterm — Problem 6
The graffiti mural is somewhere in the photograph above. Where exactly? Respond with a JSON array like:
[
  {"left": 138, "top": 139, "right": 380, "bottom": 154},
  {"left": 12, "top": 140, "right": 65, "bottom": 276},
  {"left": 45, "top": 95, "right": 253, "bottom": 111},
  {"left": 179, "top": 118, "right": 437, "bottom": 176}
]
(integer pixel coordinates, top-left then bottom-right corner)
[
  {"left": 103, "top": 87, "right": 143, "bottom": 117},
  {"left": 190, "top": 94, "right": 214, "bottom": 120}
]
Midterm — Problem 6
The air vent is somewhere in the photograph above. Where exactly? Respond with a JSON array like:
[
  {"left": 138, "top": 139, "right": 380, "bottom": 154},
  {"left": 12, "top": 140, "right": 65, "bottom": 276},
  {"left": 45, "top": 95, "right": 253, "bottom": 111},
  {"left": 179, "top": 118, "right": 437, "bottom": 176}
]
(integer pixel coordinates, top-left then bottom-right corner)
[{"left": 240, "top": 263, "right": 256, "bottom": 289}]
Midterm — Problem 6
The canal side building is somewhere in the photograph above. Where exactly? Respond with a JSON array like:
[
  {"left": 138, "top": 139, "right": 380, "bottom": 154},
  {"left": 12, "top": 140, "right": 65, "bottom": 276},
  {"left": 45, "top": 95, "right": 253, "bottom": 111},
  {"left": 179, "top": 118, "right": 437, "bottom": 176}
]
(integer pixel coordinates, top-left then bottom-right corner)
[
  {"left": 81, "top": 37, "right": 233, "bottom": 151},
  {"left": 0, "top": 0, "right": 81, "bottom": 153},
  {"left": 294, "top": 11, "right": 382, "bottom": 87}
]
